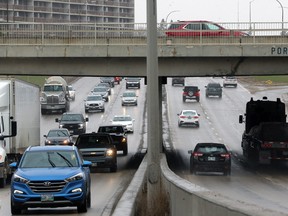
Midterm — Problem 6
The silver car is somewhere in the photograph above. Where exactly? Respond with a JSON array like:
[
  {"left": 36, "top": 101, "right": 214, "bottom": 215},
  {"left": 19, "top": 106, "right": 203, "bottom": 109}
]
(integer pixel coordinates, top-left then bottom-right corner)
[
  {"left": 97, "top": 82, "right": 111, "bottom": 95},
  {"left": 91, "top": 86, "right": 109, "bottom": 102},
  {"left": 68, "top": 85, "right": 76, "bottom": 101},
  {"left": 84, "top": 94, "right": 105, "bottom": 113},
  {"left": 121, "top": 90, "right": 138, "bottom": 106}
]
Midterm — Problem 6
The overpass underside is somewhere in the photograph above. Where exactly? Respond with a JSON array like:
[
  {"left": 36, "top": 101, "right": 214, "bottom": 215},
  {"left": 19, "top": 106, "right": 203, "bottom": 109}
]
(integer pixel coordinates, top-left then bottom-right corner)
[{"left": 0, "top": 44, "right": 288, "bottom": 77}]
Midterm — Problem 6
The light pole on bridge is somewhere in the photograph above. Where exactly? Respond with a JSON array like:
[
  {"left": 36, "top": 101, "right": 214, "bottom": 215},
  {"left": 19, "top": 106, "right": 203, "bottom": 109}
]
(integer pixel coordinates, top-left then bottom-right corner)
[
  {"left": 249, "top": 0, "right": 256, "bottom": 35},
  {"left": 165, "top": 10, "right": 180, "bottom": 24},
  {"left": 275, "top": 0, "right": 285, "bottom": 35}
]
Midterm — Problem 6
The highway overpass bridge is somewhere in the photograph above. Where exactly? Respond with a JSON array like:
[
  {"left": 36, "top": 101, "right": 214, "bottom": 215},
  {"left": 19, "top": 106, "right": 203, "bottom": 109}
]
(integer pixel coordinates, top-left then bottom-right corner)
[
  {"left": 0, "top": 22, "right": 288, "bottom": 77},
  {"left": 1, "top": 22, "right": 288, "bottom": 216}
]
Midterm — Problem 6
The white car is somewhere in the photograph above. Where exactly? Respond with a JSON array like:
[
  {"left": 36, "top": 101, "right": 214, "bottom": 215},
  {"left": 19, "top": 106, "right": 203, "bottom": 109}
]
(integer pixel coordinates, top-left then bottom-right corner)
[
  {"left": 223, "top": 76, "right": 237, "bottom": 88},
  {"left": 111, "top": 115, "right": 135, "bottom": 133},
  {"left": 121, "top": 90, "right": 138, "bottom": 106},
  {"left": 84, "top": 94, "right": 105, "bottom": 113},
  {"left": 68, "top": 85, "right": 76, "bottom": 101},
  {"left": 177, "top": 110, "right": 200, "bottom": 127}
]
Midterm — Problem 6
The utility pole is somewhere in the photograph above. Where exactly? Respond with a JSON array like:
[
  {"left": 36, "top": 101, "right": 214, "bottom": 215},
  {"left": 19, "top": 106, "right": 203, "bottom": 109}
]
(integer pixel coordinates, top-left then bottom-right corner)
[{"left": 147, "top": 0, "right": 161, "bottom": 214}]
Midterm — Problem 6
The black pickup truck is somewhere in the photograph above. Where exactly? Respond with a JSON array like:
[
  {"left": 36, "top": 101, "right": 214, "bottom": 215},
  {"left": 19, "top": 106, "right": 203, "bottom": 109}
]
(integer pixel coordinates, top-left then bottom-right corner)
[
  {"left": 98, "top": 125, "right": 128, "bottom": 155},
  {"left": 74, "top": 132, "right": 117, "bottom": 172}
]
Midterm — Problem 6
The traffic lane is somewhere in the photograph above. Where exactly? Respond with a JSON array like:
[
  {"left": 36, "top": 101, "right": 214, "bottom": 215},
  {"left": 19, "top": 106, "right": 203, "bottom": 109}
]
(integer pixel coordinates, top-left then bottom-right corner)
[
  {"left": 40, "top": 77, "right": 102, "bottom": 144},
  {"left": 6, "top": 77, "right": 145, "bottom": 216},
  {"left": 0, "top": 170, "right": 136, "bottom": 216},
  {"left": 166, "top": 77, "right": 288, "bottom": 214}
]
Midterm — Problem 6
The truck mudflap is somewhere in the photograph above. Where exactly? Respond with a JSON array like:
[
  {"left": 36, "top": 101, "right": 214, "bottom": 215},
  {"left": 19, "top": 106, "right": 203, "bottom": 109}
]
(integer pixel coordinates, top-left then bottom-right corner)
[{"left": 259, "top": 151, "right": 271, "bottom": 164}]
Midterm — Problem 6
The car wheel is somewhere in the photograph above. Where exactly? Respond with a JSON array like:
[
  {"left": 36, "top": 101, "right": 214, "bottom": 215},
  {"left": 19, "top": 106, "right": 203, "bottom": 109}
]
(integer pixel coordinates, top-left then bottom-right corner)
[
  {"left": 77, "top": 193, "right": 88, "bottom": 213},
  {"left": 87, "top": 191, "right": 91, "bottom": 208},
  {"left": 219, "top": 94, "right": 222, "bottom": 98},
  {"left": 11, "top": 199, "right": 22, "bottom": 215},
  {"left": 102, "top": 108, "right": 105, "bottom": 112},
  {"left": 0, "top": 160, "right": 7, "bottom": 188},
  {"left": 106, "top": 98, "right": 109, "bottom": 102},
  {"left": 123, "top": 146, "right": 128, "bottom": 156},
  {"left": 190, "top": 161, "right": 193, "bottom": 174},
  {"left": 223, "top": 170, "right": 230, "bottom": 176},
  {"left": 178, "top": 122, "right": 181, "bottom": 127},
  {"left": 0, "top": 177, "right": 5, "bottom": 188},
  {"left": 196, "top": 97, "right": 200, "bottom": 102},
  {"left": 110, "top": 164, "right": 117, "bottom": 172},
  {"left": 182, "top": 97, "right": 186, "bottom": 102}
]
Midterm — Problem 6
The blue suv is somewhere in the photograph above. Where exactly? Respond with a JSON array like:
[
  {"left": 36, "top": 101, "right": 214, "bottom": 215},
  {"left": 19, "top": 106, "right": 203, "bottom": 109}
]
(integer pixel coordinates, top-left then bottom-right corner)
[{"left": 10, "top": 145, "right": 91, "bottom": 215}]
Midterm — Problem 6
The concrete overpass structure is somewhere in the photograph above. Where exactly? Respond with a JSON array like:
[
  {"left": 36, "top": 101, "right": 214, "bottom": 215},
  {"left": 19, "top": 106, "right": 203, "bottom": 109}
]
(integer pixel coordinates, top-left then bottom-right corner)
[{"left": 1, "top": 22, "right": 288, "bottom": 77}]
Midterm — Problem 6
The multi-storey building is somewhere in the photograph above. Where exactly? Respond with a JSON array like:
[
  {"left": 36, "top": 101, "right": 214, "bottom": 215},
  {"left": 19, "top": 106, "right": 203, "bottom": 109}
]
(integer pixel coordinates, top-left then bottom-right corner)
[{"left": 0, "top": 0, "right": 134, "bottom": 23}]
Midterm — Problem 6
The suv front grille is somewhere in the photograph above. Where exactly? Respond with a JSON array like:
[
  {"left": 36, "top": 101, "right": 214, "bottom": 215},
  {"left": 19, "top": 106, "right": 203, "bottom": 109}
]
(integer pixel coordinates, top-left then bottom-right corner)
[{"left": 28, "top": 180, "right": 67, "bottom": 193}]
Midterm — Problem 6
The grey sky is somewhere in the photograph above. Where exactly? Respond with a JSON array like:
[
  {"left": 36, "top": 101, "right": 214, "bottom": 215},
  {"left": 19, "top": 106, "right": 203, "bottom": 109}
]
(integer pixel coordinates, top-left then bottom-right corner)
[{"left": 134, "top": 0, "right": 286, "bottom": 23}]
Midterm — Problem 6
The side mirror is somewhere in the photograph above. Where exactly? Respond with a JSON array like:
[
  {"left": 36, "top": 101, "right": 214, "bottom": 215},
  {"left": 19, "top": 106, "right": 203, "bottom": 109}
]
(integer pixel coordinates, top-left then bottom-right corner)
[
  {"left": 44, "top": 135, "right": 47, "bottom": 138},
  {"left": 11, "top": 121, "right": 17, "bottom": 137},
  {"left": 83, "top": 160, "right": 92, "bottom": 167},
  {"left": 239, "top": 115, "right": 243, "bottom": 123},
  {"left": 55, "top": 118, "right": 59, "bottom": 122},
  {"left": 10, "top": 162, "right": 18, "bottom": 168}
]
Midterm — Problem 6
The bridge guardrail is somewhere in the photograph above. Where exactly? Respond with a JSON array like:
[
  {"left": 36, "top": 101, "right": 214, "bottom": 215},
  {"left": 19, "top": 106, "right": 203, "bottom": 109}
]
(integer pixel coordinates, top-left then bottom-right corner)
[{"left": 0, "top": 22, "right": 288, "bottom": 45}]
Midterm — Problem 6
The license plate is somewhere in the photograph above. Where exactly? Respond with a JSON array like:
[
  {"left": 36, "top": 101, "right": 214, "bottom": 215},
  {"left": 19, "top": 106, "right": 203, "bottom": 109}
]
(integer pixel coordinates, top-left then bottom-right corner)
[
  {"left": 188, "top": 116, "right": 192, "bottom": 119},
  {"left": 69, "top": 130, "right": 73, "bottom": 133},
  {"left": 41, "top": 194, "right": 54, "bottom": 202},
  {"left": 207, "top": 157, "right": 216, "bottom": 161},
  {"left": 92, "top": 163, "right": 98, "bottom": 167}
]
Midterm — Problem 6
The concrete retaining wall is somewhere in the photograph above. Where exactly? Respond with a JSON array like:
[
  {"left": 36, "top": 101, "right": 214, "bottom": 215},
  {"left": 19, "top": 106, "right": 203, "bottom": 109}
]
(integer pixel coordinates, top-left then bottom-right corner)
[{"left": 112, "top": 153, "right": 285, "bottom": 216}]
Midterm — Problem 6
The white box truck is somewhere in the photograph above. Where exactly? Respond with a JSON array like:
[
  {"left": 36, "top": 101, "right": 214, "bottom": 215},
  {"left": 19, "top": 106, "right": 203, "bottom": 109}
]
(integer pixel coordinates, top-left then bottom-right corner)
[{"left": 0, "top": 77, "right": 40, "bottom": 187}]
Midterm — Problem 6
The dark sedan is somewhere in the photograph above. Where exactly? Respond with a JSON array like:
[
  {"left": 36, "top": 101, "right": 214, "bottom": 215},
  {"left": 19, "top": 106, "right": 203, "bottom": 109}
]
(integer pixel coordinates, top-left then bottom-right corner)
[
  {"left": 44, "top": 128, "right": 74, "bottom": 145},
  {"left": 188, "top": 143, "right": 231, "bottom": 175}
]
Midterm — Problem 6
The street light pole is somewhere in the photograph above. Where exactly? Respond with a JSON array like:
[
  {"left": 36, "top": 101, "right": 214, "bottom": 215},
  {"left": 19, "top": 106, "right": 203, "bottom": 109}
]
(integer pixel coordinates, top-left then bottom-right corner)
[
  {"left": 249, "top": 0, "right": 256, "bottom": 35},
  {"left": 165, "top": 10, "right": 180, "bottom": 24},
  {"left": 275, "top": 0, "right": 284, "bottom": 35}
]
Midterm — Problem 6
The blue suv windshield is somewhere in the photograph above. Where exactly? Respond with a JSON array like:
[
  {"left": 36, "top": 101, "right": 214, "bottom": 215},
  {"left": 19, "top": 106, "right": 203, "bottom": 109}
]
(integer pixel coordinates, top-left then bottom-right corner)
[{"left": 20, "top": 150, "right": 79, "bottom": 168}]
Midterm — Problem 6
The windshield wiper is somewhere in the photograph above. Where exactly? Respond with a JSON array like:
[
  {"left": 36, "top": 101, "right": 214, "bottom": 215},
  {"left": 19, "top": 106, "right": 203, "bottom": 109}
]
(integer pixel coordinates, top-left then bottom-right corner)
[
  {"left": 57, "top": 152, "right": 73, "bottom": 167},
  {"left": 47, "top": 153, "right": 56, "bottom": 167}
]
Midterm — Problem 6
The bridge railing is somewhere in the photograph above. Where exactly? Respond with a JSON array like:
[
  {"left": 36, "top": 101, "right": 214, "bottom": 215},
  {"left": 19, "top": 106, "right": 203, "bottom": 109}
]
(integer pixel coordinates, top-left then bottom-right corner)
[{"left": 0, "top": 22, "right": 288, "bottom": 45}]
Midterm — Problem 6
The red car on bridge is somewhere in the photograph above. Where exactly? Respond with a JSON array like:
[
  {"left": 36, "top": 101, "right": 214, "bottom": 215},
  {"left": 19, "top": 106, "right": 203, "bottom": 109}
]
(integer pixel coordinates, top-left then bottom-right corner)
[{"left": 165, "top": 20, "right": 248, "bottom": 37}]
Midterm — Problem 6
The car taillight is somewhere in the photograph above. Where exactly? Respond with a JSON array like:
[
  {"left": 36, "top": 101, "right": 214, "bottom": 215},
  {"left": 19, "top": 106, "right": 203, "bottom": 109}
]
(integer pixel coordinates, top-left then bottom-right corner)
[
  {"left": 180, "top": 115, "right": 186, "bottom": 119},
  {"left": 183, "top": 92, "right": 188, "bottom": 96},
  {"left": 193, "top": 152, "right": 203, "bottom": 159},
  {"left": 195, "top": 91, "right": 200, "bottom": 96},
  {"left": 220, "top": 153, "right": 230, "bottom": 159},
  {"left": 193, "top": 116, "right": 199, "bottom": 119}
]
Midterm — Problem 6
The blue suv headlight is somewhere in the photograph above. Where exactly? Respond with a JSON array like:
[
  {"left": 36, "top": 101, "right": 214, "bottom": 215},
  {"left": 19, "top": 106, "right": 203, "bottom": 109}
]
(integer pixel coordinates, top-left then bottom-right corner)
[
  {"left": 13, "top": 174, "right": 29, "bottom": 184},
  {"left": 65, "top": 173, "right": 84, "bottom": 182}
]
